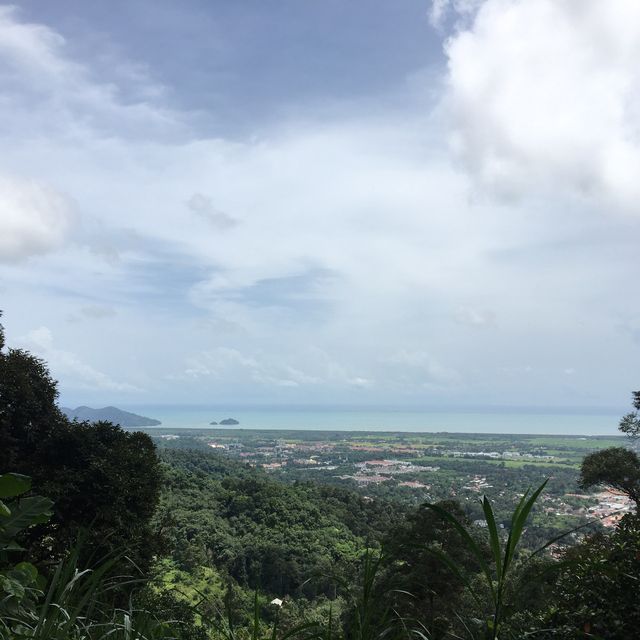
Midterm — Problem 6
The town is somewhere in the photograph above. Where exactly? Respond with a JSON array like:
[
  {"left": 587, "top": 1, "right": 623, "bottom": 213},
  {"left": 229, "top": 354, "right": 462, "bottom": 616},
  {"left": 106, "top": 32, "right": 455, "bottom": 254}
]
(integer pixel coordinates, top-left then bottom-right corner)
[{"left": 153, "top": 428, "right": 635, "bottom": 533}]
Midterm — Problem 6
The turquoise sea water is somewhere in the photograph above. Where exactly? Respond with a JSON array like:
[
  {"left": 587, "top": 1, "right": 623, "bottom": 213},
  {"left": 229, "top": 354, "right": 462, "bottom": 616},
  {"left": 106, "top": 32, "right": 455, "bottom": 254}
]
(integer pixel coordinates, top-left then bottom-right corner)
[{"left": 121, "top": 405, "right": 623, "bottom": 436}]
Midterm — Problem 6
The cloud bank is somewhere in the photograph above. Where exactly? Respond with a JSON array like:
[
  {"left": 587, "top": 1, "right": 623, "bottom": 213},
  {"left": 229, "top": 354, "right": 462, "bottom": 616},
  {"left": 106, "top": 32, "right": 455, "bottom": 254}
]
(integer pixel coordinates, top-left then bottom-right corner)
[
  {"left": 442, "top": 0, "right": 640, "bottom": 213},
  {"left": 0, "top": 3, "right": 639, "bottom": 408},
  {"left": 20, "top": 327, "right": 140, "bottom": 392},
  {"left": 0, "top": 175, "right": 74, "bottom": 261}
]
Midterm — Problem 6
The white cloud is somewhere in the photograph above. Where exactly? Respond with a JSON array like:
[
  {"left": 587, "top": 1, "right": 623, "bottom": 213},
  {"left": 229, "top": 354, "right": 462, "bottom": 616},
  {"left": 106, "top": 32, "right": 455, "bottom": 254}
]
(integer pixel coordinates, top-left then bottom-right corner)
[
  {"left": 180, "top": 346, "right": 374, "bottom": 389},
  {"left": 429, "top": 0, "right": 483, "bottom": 28},
  {"left": 0, "top": 5, "right": 67, "bottom": 76},
  {"left": 0, "top": 5, "right": 182, "bottom": 140},
  {"left": 0, "top": 175, "right": 74, "bottom": 261},
  {"left": 387, "top": 350, "right": 460, "bottom": 385},
  {"left": 455, "top": 306, "right": 496, "bottom": 327},
  {"left": 80, "top": 305, "right": 117, "bottom": 319},
  {"left": 181, "top": 346, "right": 321, "bottom": 387},
  {"left": 19, "top": 326, "right": 140, "bottom": 392},
  {"left": 441, "top": 0, "right": 640, "bottom": 214},
  {"left": 187, "top": 193, "right": 238, "bottom": 231}
]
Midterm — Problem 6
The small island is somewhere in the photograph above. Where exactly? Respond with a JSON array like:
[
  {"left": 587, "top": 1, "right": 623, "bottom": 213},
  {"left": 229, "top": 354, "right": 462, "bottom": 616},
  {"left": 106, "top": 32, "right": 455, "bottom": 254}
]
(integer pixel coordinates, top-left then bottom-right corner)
[
  {"left": 209, "top": 421, "right": 218, "bottom": 425},
  {"left": 219, "top": 418, "right": 240, "bottom": 425},
  {"left": 61, "top": 406, "right": 161, "bottom": 427}
]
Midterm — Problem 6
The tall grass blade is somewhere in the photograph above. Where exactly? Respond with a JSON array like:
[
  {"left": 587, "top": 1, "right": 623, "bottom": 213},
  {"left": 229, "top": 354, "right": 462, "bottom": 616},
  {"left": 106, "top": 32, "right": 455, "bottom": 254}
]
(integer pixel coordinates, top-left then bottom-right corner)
[
  {"left": 502, "top": 480, "right": 547, "bottom": 578},
  {"left": 481, "top": 496, "right": 502, "bottom": 579},
  {"left": 425, "top": 503, "right": 495, "bottom": 603}
]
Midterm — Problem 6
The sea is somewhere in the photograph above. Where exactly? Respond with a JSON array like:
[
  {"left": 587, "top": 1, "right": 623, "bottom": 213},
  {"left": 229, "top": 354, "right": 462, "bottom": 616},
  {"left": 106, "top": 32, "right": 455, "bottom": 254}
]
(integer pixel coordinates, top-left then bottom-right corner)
[{"left": 119, "top": 405, "right": 625, "bottom": 436}]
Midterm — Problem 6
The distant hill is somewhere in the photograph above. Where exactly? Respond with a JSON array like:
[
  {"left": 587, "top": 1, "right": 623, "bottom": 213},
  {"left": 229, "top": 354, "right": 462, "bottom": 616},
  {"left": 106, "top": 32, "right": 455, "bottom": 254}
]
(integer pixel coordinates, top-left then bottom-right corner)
[{"left": 61, "top": 405, "right": 161, "bottom": 427}]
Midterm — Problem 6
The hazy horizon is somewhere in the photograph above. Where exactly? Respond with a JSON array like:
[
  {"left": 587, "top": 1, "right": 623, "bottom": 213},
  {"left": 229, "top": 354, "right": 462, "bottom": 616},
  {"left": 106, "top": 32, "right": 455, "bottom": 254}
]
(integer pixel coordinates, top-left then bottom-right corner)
[
  {"left": 59, "top": 402, "right": 627, "bottom": 436},
  {"left": 61, "top": 400, "right": 628, "bottom": 416}
]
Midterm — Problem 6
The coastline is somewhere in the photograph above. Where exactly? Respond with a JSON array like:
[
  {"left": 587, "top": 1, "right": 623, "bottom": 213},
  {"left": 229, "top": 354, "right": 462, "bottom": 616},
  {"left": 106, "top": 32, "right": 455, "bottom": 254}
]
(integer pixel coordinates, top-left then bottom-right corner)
[{"left": 121, "top": 405, "right": 623, "bottom": 436}]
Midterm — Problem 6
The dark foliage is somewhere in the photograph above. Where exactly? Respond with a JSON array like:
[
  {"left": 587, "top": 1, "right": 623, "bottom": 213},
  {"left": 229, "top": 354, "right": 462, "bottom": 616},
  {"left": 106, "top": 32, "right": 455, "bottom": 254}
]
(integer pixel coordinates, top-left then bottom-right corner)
[
  {"left": 619, "top": 390, "right": 640, "bottom": 439},
  {"left": 532, "top": 514, "right": 640, "bottom": 638},
  {"left": 579, "top": 447, "right": 640, "bottom": 510},
  {"left": 383, "top": 500, "right": 478, "bottom": 638},
  {"left": 0, "top": 317, "right": 161, "bottom": 572}
]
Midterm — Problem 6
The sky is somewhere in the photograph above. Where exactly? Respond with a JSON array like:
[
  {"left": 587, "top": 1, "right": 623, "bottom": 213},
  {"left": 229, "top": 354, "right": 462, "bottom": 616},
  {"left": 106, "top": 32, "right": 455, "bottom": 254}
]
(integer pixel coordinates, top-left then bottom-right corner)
[{"left": 1, "top": 0, "right": 639, "bottom": 409}]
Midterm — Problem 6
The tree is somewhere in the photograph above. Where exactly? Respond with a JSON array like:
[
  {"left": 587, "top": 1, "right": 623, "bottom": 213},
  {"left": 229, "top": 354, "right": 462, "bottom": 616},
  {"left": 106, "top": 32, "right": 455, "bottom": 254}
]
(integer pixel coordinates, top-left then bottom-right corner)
[
  {"left": 0, "top": 323, "right": 64, "bottom": 472},
  {"left": 384, "top": 500, "right": 477, "bottom": 638},
  {"left": 579, "top": 447, "right": 640, "bottom": 510},
  {"left": 540, "top": 514, "right": 640, "bottom": 639},
  {"left": 0, "top": 313, "right": 162, "bottom": 571},
  {"left": 619, "top": 390, "right": 640, "bottom": 440},
  {"left": 29, "top": 419, "right": 162, "bottom": 570},
  {"left": 577, "top": 391, "right": 640, "bottom": 512}
]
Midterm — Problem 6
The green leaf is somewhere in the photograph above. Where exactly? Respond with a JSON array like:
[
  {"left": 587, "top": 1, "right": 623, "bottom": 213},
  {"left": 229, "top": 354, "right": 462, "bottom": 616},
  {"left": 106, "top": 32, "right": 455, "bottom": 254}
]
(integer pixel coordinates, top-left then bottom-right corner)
[
  {"left": 0, "top": 496, "right": 53, "bottom": 538},
  {"left": 482, "top": 495, "right": 503, "bottom": 578},
  {"left": 0, "top": 474, "right": 31, "bottom": 499},
  {"left": 0, "top": 540, "right": 25, "bottom": 552},
  {"left": 0, "top": 499, "right": 10, "bottom": 517},
  {"left": 503, "top": 480, "right": 547, "bottom": 575},
  {"left": 0, "top": 574, "right": 25, "bottom": 599},
  {"left": 14, "top": 562, "right": 38, "bottom": 583}
]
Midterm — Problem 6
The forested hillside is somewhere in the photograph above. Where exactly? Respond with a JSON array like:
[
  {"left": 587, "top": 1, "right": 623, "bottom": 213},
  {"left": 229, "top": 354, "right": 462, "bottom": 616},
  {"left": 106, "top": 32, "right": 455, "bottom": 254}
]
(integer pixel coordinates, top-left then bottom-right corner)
[
  {"left": 157, "top": 449, "right": 401, "bottom": 597},
  {"left": 2, "top": 318, "right": 639, "bottom": 639}
]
